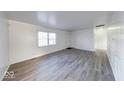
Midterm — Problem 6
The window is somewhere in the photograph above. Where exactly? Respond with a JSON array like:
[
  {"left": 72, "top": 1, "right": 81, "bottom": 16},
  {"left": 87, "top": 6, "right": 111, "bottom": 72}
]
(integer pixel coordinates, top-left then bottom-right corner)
[
  {"left": 38, "top": 32, "right": 48, "bottom": 47},
  {"left": 38, "top": 32, "right": 56, "bottom": 47},
  {"left": 49, "top": 33, "right": 56, "bottom": 45}
]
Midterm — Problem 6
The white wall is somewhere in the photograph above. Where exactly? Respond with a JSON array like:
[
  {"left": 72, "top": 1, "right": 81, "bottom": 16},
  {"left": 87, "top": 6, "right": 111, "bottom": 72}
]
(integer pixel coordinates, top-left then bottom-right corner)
[
  {"left": 70, "top": 29, "right": 95, "bottom": 51},
  {"left": 0, "top": 12, "right": 9, "bottom": 80},
  {"left": 9, "top": 20, "right": 70, "bottom": 64},
  {"left": 107, "top": 12, "right": 124, "bottom": 80},
  {"left": 9, "top": 20, "right": 95, "bottom": 65}
]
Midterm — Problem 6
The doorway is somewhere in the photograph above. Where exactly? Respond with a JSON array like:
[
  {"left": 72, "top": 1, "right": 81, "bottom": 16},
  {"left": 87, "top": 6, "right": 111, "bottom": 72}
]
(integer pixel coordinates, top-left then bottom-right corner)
[{"left": 94, "top": 26, "right": 107, "bottom": 50}]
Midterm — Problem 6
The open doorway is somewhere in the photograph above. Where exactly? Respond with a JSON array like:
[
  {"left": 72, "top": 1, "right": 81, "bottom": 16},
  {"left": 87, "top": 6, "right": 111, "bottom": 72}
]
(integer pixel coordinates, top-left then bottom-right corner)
[{"left": 94, "top": 26, "right": 107, "bottom": 51}]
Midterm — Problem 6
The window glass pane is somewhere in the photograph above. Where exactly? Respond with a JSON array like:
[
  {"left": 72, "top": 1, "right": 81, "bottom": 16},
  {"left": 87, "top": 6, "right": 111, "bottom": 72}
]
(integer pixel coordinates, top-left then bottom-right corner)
[
  {"left": 49, "top": 33, "right": 56, "bottom": 39},
  {"left": 49, "top": 33, "right": 56, "bottom": 45},
  {"left": 49, "top": 39, "right": 56, "bottom": 45},
  {"left": 38, "top": 32, "right": 48, "bottom": 47},
  {"left": 38, "top": 32, "right": 47, "bottom": 39},
  {"left": 39, "top": 39, "right": 48, "bottom": 46}
]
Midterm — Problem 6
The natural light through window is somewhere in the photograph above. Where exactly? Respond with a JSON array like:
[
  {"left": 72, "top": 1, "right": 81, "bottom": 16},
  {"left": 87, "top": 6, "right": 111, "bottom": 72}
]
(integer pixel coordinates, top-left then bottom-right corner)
[
  {"left": 49, "top": 33, "right": 56, "bottom": 45},
  {"left": 38, "top": 32, "right": 48, "bottom": 47},
  {"left": 38, "top": 32, "right": 56, "bottom": 47}
]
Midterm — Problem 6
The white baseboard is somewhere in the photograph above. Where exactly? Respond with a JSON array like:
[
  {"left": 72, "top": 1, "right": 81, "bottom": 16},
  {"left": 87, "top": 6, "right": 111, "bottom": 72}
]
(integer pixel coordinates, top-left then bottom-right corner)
[{"left": 10, "top": 48, "right": 67, "bottom": 65}]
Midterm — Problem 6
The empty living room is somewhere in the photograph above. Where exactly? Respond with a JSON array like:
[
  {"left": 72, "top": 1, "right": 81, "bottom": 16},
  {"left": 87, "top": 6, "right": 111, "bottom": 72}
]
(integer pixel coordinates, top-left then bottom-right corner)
[{"left": 0, "top": 11, "right": 124, "bottom": 81}]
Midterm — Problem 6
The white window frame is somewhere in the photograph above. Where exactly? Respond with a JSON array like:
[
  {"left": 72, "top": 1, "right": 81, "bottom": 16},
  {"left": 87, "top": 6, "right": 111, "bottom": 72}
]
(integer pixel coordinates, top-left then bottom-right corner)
[
  {"left": 38, "top": 32, "right": 56, "bottom": 47},
  {"left": 38, "top": 32, "right": 48, "bottom": 47},
  {"left": 48, "top": 33, "right": 56, "bottom": 45}
]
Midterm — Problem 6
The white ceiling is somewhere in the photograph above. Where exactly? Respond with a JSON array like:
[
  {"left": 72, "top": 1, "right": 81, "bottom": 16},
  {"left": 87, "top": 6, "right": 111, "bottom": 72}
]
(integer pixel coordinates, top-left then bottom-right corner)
[{"left": 5, "top": 11, "right": 110, "bottom": 31}]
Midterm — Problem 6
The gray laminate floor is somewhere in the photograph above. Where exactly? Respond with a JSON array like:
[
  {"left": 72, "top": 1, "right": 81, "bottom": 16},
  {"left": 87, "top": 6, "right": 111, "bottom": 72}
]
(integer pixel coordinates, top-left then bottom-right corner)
[{"left": 3, "top": 49, "right": 115, "bottom": 81}]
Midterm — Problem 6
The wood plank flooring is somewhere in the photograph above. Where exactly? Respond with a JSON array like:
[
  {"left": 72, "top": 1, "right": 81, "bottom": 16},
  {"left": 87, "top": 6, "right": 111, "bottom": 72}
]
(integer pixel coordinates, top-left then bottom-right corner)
[{"left": 3, "top": 49, "right": 115, "bottom": 81}]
